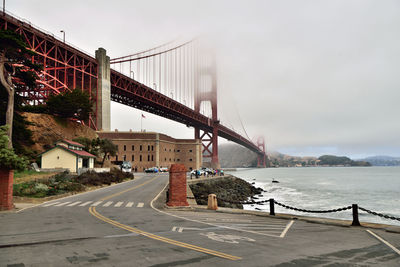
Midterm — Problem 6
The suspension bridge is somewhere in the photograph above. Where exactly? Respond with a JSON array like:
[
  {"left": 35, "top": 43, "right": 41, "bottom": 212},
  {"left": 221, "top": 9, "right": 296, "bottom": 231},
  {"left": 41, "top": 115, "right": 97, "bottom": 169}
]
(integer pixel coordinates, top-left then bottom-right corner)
[{"left": 0, "top": 11, "right": 267, "bottom": 168}]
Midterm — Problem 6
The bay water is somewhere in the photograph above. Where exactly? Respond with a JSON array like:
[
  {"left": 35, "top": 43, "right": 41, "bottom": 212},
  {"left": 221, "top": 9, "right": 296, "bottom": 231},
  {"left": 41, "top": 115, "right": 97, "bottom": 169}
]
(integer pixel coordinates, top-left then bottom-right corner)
[{"left": 227, "top": 166, "right": 400, "bottom": 226}]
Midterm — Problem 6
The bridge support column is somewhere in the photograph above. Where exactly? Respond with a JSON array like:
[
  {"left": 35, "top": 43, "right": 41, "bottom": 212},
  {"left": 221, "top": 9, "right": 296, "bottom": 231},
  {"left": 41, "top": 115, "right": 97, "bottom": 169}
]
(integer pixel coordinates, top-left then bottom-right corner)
[
  {"left": 256, "top": 137, "right": 267, "bottom": 168},
  {"left": 95, "top": 48, "right": 111, "bottom": 131}
]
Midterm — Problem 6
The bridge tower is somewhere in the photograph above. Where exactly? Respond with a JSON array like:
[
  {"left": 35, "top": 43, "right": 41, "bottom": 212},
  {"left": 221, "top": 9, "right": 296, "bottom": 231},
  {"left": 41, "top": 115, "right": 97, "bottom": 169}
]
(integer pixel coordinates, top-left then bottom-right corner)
[
  {"left": 194, "top": 53, "right": 220, "bottom": 169},
  {"left": 257, "top": 136, "right": 267, "bottom": 168}
]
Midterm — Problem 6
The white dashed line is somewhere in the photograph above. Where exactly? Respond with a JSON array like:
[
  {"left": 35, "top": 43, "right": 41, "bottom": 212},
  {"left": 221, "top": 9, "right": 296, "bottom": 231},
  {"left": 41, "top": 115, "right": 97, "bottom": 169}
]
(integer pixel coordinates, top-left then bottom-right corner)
[
  {"left": 67, "top": 201, "right": 82, "bottom": 207},
  {"left": 137, "top": 202, "right": 144, "bottom": 208},
  {"left": 55, "top": 202, "right": 71, "bottom": 207},
  {"left": 79, "top": 201, "right": 93, "bottom": 207},
  {"left": 91, "top": 201, "right": 103, "bottom": 206},
  {"left": 42, "top": 202, "right": 60, "bottom": 207},
  {"left": 126, "top": 202, "right": 134, "bottom": 207},
  {"left": 114, "top": 202, "right": 123, "bottom": 207},
  {"left": 103, "top": 201, "right": 113, "bottom": 207}
]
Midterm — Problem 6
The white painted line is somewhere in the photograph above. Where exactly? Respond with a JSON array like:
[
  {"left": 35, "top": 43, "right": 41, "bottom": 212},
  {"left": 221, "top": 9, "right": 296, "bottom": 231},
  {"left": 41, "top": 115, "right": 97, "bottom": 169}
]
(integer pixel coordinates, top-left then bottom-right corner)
[
  {"left": 178, "top": 227, "right": 183, "bottom": 233},
  {"left": 172, "top": 227, "right": 177, "bottom": 232},
  {"left": 114, "top": 202, "right": 123, "bottom": 207},
  {"left": 366, "top": 230, "right": 400, "bottom": 256},
  {"left": 126, "top": 202, "right": 134, "bottom": 207},
  {"left": 67, "top": 201, "right": 82, "bottom": 207},
  {"left": 55, "top": 202, "right": 71, "bottom": 207},
  {"left": 280, "top": 220, "right": 295, "bottom": 238},
  {"left": 103, "top": 201, "right": 113, "bottom": 207},
  {"left": 79, "top": 201, "right": 93, "bottom": 207},
  {"left": 42, "top": 202, "right": 60, "bottom": 207},
  {"left": 137, "top": 202, "right": 144, "bottom": 208},
  {"left": 91, "top": 201, "right": 103, "bottom": 207}
]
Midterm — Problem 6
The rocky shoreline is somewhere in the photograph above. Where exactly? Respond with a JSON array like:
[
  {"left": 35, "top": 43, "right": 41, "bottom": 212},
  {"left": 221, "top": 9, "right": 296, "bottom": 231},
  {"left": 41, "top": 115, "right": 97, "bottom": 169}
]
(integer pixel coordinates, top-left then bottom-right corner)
[{"left": 189, "top": 175, "right": 263, "bottom": 209}]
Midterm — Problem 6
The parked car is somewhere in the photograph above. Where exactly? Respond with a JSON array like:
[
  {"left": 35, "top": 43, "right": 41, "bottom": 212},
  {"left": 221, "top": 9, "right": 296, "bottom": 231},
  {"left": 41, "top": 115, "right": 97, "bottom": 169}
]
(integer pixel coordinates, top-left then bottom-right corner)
[
  {"left": 159, "top": 167, "right": 169, "bottom": 172},
  {"left": 145, "top": 167, "right": 159, "bottom": 173},
  {"left": 120, "top": 161, "right": 132, "bottom": 173}
]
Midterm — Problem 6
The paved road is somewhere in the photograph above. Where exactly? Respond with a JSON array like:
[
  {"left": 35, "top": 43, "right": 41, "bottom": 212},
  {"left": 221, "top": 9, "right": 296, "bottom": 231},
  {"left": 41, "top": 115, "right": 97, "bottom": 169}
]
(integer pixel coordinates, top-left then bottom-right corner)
[{"left": 1, "top": 173, "right": 399, "bottom": 266}]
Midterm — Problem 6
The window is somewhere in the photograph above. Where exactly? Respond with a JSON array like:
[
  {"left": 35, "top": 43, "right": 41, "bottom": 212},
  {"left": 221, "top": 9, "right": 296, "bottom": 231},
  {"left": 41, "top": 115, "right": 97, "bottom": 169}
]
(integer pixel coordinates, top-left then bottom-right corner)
[
  {"left": 151, "top": 145, "right": 154, "bottom": 151},
  {"left": 132, "top": 155, "right": 134, "bottom": 161},
  {"left": 140, "top": 155, "right": 142, "bottom": 162},
  {"left": 147, "top": 155, "right": 150, "bottom": 161},
  {"left": 169, "top": 158, "right": 171, "bottom": 161},
  {"left": 164, "top": 148, "right": 166, "bottom": 151},
  {"left": 151, "top": 155, "right": 154, "bottom": 161},
  {"left": 124, "top": 145, "right": 126, "bottom": 151},
  {"left": 148, "top": 145, "right": 150, "bottom": 151},
  {"left": 164, "top": 158, "right": 167, "bottom": 161},
  {"left": 169, "top": 149, "right": 171, "bottom": 152},
  {"left": 189, "top": 149, "right": 193, "bottom": 152},
  {"left": 116, "top": 145, "right": 119, "bottom": 151},
  {"left": 132, "top": 145, "right": 134, "bottom": 151},
  {"left": 177, "top": 149, "right": 180, "bottom": 152},
  {"left": 189, "top": 159, "right": 193, "bottom": 162},
  {"left": 123, "top": 155, "right": 126, "bottom": 161},
  {"left": 177, "top": 159, "right": 180, "bottom": 162},
  {"left": 116, "top": 155, "right": 118, "bottom": 161},
  {"left": 140, "top": 145, "right": 142, "bottom": 151},
  {"left": 57, "top": 156, "right": 59, "bottom": 160}
]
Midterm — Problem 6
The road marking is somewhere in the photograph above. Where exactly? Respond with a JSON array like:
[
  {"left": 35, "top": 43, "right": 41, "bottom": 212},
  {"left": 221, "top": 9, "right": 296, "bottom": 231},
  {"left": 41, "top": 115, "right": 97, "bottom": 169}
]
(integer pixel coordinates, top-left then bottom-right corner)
[
  {"left": 126, "top": 202, "right": 134, "bottom": 207},
  {"left": 91, "top": 201, "right": 103, "bottom": 206},
  {"left": 67, "top": 201, "right": 82, "bottom": 207},
  {"left": 115, "top": 202, "right": 123, "bottom": 207},
  {"left": 137, "top": 202, "right": 144, "bottom": 208},
  {"left": 54, "top": 202, "right": 71, "bottom": 207},
  {"left": 280, "top": 220, "right": 294, "bottom": 238},
  {"left": 42, "top": 202, "right": 60, "bottom": 207},
  {"left": 79, "top": 201, "right": 93, "bottom": 207},
  {"left": 172, "top": 226, "right": 177, "bottom": 232},
  {"left": 366, "top": 230, "right": 400, "bottom": 256},
  {"left": 100, "top": 176, "right": 159, "bottom": 201},
  {"left": 200, "top": 232, "right": 255, "bottom": 244},
  {"left": 103, "top": 201, "right": 113, "bottom": 207},
  {"left": 89, "top": 207, "right": 241, "bottom": 261}
]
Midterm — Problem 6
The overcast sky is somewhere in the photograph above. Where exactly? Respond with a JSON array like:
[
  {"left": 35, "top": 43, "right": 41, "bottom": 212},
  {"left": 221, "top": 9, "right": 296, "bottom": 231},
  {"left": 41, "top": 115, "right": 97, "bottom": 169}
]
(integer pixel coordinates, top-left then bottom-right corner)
[{"left": 8, "top": 0, "right": 400, "bottom": 158}]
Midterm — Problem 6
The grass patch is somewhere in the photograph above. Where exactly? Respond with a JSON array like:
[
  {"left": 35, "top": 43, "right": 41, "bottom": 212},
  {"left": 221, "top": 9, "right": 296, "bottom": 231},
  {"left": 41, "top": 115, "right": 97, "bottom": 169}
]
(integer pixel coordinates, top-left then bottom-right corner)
[
  {"left": 53, "top": 116, "right": 69, "bottom": 127},
  {"left": 14, "top": 170, "right": 58, "bottom": 184}
]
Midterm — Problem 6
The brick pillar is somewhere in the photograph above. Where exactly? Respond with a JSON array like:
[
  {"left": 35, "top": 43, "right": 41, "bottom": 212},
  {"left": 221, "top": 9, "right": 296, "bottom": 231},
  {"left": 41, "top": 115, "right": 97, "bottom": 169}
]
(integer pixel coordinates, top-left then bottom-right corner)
[
  {"left": 0, "top": 169, "right": 14, "bottom": 210},
  {"left": 167, "top": 164, "right": 189, "bottom": 207}
]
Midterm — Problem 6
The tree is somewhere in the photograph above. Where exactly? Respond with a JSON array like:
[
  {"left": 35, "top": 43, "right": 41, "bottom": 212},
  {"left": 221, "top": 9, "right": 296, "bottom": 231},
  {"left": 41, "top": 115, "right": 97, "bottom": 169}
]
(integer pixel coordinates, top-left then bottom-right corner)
[
  {"left": 0, "top": 126, "right": 27, "bottom": 170},
  {"left": 46, "top": 89, "right": 92, "bottom": 121},
  {"left": 0, "top": 30, "right": 41, "bottom": 148},
  {"left": 99, "top": 139, "right": 117, "bottom": 167}
]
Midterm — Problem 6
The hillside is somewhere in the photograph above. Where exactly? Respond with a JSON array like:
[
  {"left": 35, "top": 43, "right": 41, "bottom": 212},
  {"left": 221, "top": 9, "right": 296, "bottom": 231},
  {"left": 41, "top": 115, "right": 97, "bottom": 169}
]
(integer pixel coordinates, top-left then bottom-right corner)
[
  {"left": 219, "top": 143, "right": 258, "bottom": 168},
  {"left": 22, "top": 112, "right": 97, "bottom": 154},
  {"left": 358, "top": 156, "right": 400, "bottom": 166}
]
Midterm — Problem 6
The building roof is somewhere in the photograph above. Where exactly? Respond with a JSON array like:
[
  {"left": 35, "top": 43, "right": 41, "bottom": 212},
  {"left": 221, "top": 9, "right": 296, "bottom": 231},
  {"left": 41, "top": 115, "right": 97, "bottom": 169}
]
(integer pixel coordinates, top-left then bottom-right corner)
[
  {"left": 40, "top": 145, "right": 96, "bottom": 158},
  {"left": 58, "top": 139, "right": 85, "bottom": 148}
]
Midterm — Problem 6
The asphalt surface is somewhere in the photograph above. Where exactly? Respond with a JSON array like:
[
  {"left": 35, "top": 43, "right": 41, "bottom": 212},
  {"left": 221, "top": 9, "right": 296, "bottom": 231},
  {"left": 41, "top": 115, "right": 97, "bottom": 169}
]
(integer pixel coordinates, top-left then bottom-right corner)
[{"left": 0, "top": 173, "right": 399, "bottom": 266}]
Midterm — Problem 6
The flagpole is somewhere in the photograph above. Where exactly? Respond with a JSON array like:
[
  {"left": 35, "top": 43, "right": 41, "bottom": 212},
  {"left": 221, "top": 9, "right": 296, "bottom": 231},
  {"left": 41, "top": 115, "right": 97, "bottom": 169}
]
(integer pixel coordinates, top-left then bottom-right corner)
[{"left": 141, "top": 114, "right": 143, "bottom": 132}]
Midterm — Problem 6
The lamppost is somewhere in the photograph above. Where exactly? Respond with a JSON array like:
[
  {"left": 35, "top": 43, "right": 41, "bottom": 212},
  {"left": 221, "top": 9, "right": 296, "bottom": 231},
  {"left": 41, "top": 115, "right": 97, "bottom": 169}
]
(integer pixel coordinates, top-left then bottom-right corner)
[
  {"left": 153, "top": 83, "right": 157, "bottom": 90},
  {"left": 60, "top": 30, "right": 65, "bottom": 43},
  {"left": 130, "top": 71, "right": 134, "bottom": 80}
]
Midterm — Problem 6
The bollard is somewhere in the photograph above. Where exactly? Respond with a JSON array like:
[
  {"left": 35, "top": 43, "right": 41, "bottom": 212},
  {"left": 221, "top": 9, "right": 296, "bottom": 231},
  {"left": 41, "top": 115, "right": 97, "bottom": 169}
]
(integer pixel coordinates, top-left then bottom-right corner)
[
  {"left": 351, "top": 204, "right": 361, "bottom": 226},
  {"left": 208, "top": 194, "right": 218, "bottom": 210},
  {"left": 269, "top": 198, "right": 275, "bottom": 216}
]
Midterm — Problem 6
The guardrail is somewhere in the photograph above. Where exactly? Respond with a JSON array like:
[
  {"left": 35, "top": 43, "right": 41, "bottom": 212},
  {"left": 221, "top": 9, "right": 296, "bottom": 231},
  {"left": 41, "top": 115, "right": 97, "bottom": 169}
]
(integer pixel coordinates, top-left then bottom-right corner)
[{"left": 188, "top": 195, "right": 400, "bottom": 226}]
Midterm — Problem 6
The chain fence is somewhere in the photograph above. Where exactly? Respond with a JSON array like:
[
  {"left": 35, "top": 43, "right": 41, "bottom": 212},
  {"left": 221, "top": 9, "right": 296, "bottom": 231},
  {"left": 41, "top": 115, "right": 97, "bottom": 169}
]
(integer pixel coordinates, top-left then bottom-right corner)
[{"left": 187, "top": 194, "right": 400, "bottom": 224}]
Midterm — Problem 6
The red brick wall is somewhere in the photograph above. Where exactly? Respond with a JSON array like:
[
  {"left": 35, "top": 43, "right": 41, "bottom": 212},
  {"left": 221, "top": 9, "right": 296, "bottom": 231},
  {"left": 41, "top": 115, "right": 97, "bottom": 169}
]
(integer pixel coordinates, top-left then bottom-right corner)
[
  {"left": 167, "top": 164, "right": 189, "bottom": 207},
  {"left": 0, "top": 169, "right": 14, "bottom": 210}
]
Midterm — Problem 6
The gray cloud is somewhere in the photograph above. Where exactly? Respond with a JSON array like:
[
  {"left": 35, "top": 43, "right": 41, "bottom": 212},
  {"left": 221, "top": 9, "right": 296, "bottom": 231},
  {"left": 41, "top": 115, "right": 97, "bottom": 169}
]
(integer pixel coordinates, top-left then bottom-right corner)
[{"left": 8, "top": 0, "right": 400, "bottom": 157}]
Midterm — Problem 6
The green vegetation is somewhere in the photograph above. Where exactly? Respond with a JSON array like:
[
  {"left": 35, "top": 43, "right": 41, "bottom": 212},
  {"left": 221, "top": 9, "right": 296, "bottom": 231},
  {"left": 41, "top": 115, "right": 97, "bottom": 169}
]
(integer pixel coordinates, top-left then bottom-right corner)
[
  {"left": 72, "top": 137, "right": 117, "bottom": 166},
  {"left": 0, "top": 126, "right": 28, "bottom": 170},
  {"left": 46, "top": 89, "right": 93, "bottom": 121},
  {"left": 318, "top": 155, "right": 371, "bottom": 166},
  {"left": 13, "top": 169, "right": 134, "bottom": 198}
]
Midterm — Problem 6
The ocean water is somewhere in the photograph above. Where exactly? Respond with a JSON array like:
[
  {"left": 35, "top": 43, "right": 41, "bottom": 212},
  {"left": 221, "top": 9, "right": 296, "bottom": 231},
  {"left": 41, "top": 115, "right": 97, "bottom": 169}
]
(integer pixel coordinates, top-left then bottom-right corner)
[{"left": 227, "top": 166, "right": 400, "bottom": 226}]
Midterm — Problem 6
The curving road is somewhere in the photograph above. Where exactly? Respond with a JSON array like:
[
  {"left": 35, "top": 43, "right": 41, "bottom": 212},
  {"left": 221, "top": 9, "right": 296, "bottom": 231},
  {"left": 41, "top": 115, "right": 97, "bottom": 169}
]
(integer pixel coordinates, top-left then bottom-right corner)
[{"left": 1, "top": 173, "right": 399, "bottom": 266}]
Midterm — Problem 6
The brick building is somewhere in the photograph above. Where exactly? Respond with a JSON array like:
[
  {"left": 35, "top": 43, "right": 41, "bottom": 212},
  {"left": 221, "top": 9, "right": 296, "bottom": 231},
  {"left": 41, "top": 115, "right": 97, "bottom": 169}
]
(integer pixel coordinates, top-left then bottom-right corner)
[{"left": 97, "top": 130, "right": 202, "bottom": 171}]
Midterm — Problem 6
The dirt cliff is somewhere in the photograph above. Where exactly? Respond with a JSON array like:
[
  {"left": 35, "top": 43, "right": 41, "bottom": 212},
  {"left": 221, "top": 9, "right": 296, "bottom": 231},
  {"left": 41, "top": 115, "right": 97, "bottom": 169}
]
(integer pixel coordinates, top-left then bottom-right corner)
[{"left": 22, "top": 112, "right": 97, "bottom": 153}]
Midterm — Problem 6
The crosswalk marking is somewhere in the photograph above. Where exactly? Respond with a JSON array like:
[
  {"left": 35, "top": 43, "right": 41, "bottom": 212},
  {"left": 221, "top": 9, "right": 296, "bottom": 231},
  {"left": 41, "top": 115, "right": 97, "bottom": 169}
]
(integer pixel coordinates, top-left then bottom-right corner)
[
  {"left": 67, "top": 201, "right": 82, "bottom": 207},
  {"left": 126, "top": 202, "right": 134, "bottom": 207},
  {"left": 55, "top": 201, "right": 71, "bottom": 207},
  {"left": 115, "top": 202, "right": 123, "bottom": 207},
  {"left": 42, "top": 202, "right": 60, "bottom": 207},
  {"left": 137, "top": 202, "right": 144, "bottom": 208},
  {"left": 103, "top": 201, "right": 113, "bottom": 207},
  {"left": 79, "top": 201, "right": 93, "bottom": 207},
  {"left": 91, "top": 201, "right": 103, "bottom": 206}
]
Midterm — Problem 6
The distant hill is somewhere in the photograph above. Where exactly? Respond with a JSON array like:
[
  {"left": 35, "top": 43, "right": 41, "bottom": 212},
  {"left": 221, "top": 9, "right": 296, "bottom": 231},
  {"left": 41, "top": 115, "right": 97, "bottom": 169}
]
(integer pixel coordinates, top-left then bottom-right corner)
[
  {"left": 358, "top": 156, "right": 400, "bottom": 166},
  {"left": 319, "top": 155, "right": 370, "bottom": 166},
  {"left": 219, "top": 143, "right": 258, "bottom": 168}
]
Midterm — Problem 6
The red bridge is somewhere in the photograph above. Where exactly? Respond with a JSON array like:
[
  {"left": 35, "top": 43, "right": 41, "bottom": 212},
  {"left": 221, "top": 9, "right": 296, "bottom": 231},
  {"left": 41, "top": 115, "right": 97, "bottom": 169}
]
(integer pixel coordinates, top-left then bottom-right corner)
[{"left": 1, "top": 11, "right": 267, "bottom": 168}]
